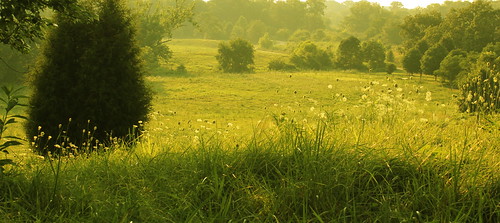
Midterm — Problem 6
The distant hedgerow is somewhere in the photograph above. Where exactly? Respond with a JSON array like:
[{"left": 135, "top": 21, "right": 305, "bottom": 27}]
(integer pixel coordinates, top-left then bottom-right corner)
[{"left": 26, "top": 0, "right": 152, "bottom": 155}]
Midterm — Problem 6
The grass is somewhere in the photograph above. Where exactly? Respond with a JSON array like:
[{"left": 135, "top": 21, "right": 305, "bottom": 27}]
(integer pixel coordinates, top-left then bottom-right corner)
[{"left": 1, "top": 39, "right": 499, "bottom": 222}]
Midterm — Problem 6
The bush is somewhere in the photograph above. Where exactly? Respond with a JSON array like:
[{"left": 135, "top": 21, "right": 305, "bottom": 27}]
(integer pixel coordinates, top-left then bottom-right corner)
[
  {"left": 268, "top": 59, "right": 296, "bottom": 71},
  {"left": 26, "top": 0, "right": 152, "bottom": 155},
  {"left": 458, "top": 51, "right": 500, "bottom": 113},
  {"left": 420, "top": 44, "right": 448, "bottom": 76},
  {"left": 216, "top": 38, "right": 254, "bottom": 73},
  {"left": 290, "top": 41, "right": 332, "bottom": 70},
  {"left": 288, "top": 29, "right": 311, "bottom": 42},
  {"left": 258, "top": 33, "right": 273, "bottom": 49},
  {"left": 386, "top": 63, "right": 396, "bottom": 74}
]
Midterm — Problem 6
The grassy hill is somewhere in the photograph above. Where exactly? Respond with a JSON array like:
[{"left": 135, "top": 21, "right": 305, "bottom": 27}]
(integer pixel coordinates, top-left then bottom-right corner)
[{"left": 1, "top": 39, "right": 499, "bottom": 222}]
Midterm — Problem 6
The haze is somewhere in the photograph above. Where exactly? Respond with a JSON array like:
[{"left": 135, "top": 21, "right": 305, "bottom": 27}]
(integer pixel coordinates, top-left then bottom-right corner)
[{"left": 337, "top": 0, "right": 471, "bottom": 9}]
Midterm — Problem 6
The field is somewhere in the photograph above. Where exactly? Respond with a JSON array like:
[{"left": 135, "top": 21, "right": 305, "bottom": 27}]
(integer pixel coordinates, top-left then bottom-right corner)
[{"left": 1, "top": 39, "right": 499, "bottom": 222}]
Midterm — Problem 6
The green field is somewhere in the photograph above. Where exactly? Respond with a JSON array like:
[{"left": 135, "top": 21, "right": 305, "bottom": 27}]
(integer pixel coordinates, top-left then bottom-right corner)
[{"left": 1, "top": 39, "right": 499, "bottom": 222}]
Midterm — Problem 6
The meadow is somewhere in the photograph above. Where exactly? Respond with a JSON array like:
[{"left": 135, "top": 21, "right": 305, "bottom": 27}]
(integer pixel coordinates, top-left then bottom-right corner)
[{"left": 1, "top": 39, "right": 499, "bottom": 222}]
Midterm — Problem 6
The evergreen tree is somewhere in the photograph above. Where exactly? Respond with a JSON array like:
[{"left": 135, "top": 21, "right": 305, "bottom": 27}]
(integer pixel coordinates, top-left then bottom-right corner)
[{"left": 27, "top": 0, "right": 152, "bottom": 155}]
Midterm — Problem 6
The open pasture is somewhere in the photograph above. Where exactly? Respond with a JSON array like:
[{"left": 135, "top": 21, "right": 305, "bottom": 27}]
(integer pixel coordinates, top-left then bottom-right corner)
[{"left": 2, "top": 39, "right": 499, "bottom": 222}]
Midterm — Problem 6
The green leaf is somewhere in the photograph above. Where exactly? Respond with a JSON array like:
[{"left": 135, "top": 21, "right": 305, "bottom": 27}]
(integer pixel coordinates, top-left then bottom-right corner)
[
  {"left": 6, "top": 98, "right": 18, "bottom": 112},
  {"left": 1, "top": 86, "right": 11, "bottom": 96},
  {"left": 2, "top": 136, "right": 25, "bottom": 141},
  {"left": 0, "top": 159, "right": 15, "bottom": 166},
  {"left": 10, "top": 115, "right": 28, "bottom": 120},
  {"left": 0, "top": 140, "right": 22, "bottom": 149}
]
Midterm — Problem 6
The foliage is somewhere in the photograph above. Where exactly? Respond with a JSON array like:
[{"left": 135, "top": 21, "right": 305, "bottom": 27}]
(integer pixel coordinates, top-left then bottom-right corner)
[
  {"left": 133, "top": 0, "right": 195, "bottom": 68},
  {"left": 336, "top": 36, "right": 363, "bottom": 70},
  {"left": 435, "top": 49, "right": 469, "bottom": 85},
  {"left": 0, "top": 86, "right": 26, "bottom": 174},
  {"left": 400, "top": 11, "right": 442, "bottom": 50},
  {"left": 258, "top": 33, "right": 273, "bottom": 50},
  {"left": 268, "top": 59, "right": 296, "bottom": 71},
  {"left": 0, "top": 0, "right": 77, "bottom": 52},
  {"left": 216, "top": 38, "right": 255, "bottom": 73},
  {"left": 288, "top": 29, "right": 311, "bottom": 42},
  {"left": 386, "top": 63, "right": 396, "bottom": 75},
  {"left": 290, "top": 41, "right": 332, "bottom": 70},
  {"left": 0, "top": 44, "right": 37, "bottom": 84},
  {"left": 386, "top": 49, "right": 395, "bottom": 63},
  {"left": 361, "top": 40, "right": 386, "bottom": 72},
  {"left": 420, "top": 44, "right": 448, "bottom": 76},
  {"left": 402, "top": 48, "right": 422, "bottom": 74},
  {"left": 27, "top": 0, "right": 152, "bottom": 155},
  {"left": 459, "top": 58, "right": 500, "bottom": 113}
]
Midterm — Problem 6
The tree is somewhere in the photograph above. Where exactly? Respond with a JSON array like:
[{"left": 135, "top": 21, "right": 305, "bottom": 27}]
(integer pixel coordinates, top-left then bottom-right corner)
[
  {"left": 258, "top": 33, "right": 273, "bottom": 49},
  {"left": 0, "top": 0, "right": 78, "bottom": 52},
  {"left": 133, "top": 0, "right": 194, "bottom": 68},
  {"left": 27, "top": 0, "right": 152, "bottom": 155},
  {"left": 216, "top": 38, "right": 254, "bottom": 73},
  {"left": 400, "top": 11, "right": 442, "bottom": 50},
  {"left": 420, "top": 44, "right": 448, "bottom": 76},
  {"left": 402, "top": 48, "right": 422, "bottom": 74},
  {"left": 336, "top": 36, "right": 363, "bottom": 70},
  {"left": 435, "top": 49, "right": 468, "bottom": 85},
  {"left": 361, "top": 40, "right": 386, "bottom": 72},
  {"left": 290, "top": 41, "right": 332, "bottom": 70}
]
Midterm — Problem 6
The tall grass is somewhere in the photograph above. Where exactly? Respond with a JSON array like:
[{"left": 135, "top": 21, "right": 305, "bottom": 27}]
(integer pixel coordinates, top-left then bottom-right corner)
[{"left": 1, "top": 114, "right": 498, "bottom": 222}]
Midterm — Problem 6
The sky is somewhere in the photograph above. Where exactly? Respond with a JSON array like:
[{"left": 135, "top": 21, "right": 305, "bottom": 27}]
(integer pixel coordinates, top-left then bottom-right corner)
[{"left": 336, "top": 0, "right": 470, "bottom": 9}]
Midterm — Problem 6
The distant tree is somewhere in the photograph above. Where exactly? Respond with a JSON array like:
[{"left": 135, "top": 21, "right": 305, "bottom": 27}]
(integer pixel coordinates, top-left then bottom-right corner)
[
  {"left": 386, "top": 63, "right": 397, "bottom": 74},
  {"left": 420, "top": 44, "right": 448, "bottom": 76},
  {"left": 134, "top": 0, "right": 194, "bottom": 68},
  {"left": 288, "top": 29, "right": 311, "bottom": 42},
  {"left": 216, "top": 38, "right": 254, "bottom": 73},
  {"left": 342, "top": 1, "right": 388, "bottom": 39},
  {"left": 402, "top": 48, "right": 422, "bottom": 74},
  {"left": 258, "top": 33, "right": 273, "bottom": 49},
  {"left": 336, "top": 36, "right": 363, "bottom": 70},
  {"left": 290, "top": 41, "right": 332, "bottom": 70},
  {"left": 400, "top": 11, "right": 442, "bottom": 50},
  {"left": 230, "top": 16, "right": 248, "bottom": 39},
  {"left": 247, "top": 20, "right": 268, "bottom": 43},
  {"left": 27, "top": 0, "right": 152, "bottom": 155},
  {"left": 435, "top": 49, "right": 469, "bottom": 85},
  {"left": 361, "top": 40, "right": 386, "bottom": 72},
  {"left": 386, "top": 49, "right": 395, "bottom": 63}
]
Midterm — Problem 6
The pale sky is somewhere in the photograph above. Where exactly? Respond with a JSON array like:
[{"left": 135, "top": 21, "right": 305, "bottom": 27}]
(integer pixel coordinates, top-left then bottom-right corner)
[{"left": 337, "top": 0, "right": 471, "bottom": 9}]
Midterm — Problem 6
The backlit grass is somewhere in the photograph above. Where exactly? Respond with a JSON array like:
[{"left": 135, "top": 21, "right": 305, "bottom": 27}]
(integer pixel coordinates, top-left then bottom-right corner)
[{"left": 1, "top": 39, "right": 499, "bottom": 222}]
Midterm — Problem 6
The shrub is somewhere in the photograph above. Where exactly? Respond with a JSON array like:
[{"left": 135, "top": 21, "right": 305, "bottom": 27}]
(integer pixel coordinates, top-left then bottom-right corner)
[
  {"left": 458, "top": 51, "right": 500, "bottom": 113},
  {"left": 216, "top": 38, "right": 254, "bottom": 73},
  {"left": 258, "top": 33, "right": 273, "bottom": 49},
  {"left": 288, "top": 29, "right": 311, "bottom": 42},
  {"left": 268, "top": 59, "right": 296, "bottom": 71},
  {"left": 26, "top": 0, "right": 152, "bottom": 155},
  {"left": 386, "top": 63, "right": 397, "bottom": 74},
  {"left": 290, "top": 41, "right": 332, "bottom": 70}
]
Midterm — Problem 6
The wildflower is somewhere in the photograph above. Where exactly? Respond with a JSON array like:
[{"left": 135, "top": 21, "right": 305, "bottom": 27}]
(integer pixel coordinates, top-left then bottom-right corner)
[
  {"left": 396, "top": 88, "right": 403, "bottom": 92},
  {"left": 319, "top": 112, "right": 326, "bottom": 119},
  {"left": 361, "top": 94, "right": 368, "bottom": 100},
  {"left": 342, "top": 97, "right": 348, "bottom": 102},
  {"left": 227, "top": 123, "right": 233, "bottom": 127},
  {"left": 425, "top": 91, "right": 432, "bottom": 101},
  {"left": 419, "top": 118, "right": 429, "bottom": 123},
  {"left": 310, "top": 107, "right": 315, "bottom": 112},
  {"left": 197, "top": 119, "right": 203, "bottom": 122},
  {"left": 328, "top": 84, "right": 333, "bottom": 89}
]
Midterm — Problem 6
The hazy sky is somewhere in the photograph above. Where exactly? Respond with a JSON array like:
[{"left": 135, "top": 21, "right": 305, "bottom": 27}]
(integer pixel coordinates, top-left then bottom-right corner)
[{"left": 337, "top": 0, "right": 470, "bottom": 9}]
